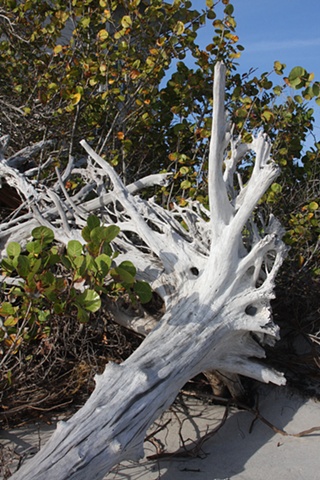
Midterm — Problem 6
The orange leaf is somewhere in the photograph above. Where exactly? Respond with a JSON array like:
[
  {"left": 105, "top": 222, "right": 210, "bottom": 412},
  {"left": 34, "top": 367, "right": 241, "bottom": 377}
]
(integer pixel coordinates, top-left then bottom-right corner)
[
  {"left": 130, "top": 70, "right": 139, "bottom": 79},
  {"left": 117, "top": 132, "right": 125, "bottom": 140}
]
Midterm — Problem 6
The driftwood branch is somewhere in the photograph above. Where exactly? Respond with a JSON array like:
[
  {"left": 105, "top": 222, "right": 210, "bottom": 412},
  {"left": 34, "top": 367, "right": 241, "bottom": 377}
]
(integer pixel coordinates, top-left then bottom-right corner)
[{"left": 2, "top": 62, "right": 287, "bottom": 480}]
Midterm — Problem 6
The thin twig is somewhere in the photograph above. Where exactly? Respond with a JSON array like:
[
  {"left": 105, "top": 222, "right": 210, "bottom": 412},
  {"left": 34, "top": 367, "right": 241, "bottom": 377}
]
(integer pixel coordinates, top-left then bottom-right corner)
[{"left": 146, "top": 405, "right": 230, "bottom": 460}]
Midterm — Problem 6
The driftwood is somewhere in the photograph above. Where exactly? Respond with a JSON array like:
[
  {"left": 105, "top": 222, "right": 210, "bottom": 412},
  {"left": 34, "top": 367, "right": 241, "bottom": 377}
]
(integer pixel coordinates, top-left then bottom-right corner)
[{"left": 1, "top": 63, "right": 287, "bottom": 480}]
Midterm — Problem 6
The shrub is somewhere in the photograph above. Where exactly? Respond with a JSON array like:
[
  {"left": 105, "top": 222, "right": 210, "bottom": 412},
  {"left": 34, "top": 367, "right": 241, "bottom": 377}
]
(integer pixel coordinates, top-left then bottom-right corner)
[{"left": 0, "top": 216, "right": 151, "bottom": 424}]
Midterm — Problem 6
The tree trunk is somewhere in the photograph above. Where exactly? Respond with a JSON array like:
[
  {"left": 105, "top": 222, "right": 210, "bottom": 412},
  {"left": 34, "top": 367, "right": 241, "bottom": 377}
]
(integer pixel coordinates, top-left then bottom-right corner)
[
  {"left": 9, "top": 304, "right": 285, "bottom": 480},
  {"left": 2, "top": 63, "right": 287, "bottom": 480}
]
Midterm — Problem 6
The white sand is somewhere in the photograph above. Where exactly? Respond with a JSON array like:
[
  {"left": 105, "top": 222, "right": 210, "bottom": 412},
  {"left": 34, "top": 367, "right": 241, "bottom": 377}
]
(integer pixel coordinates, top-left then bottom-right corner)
[{"left": 1, "top": 385, "right": 320, "bottom": 480}]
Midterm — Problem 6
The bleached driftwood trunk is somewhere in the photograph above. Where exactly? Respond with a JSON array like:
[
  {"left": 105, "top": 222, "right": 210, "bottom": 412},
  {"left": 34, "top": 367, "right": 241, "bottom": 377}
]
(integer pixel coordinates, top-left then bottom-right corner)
[{"left": 3, "top": 63, "right": 287, "bottom": 480}]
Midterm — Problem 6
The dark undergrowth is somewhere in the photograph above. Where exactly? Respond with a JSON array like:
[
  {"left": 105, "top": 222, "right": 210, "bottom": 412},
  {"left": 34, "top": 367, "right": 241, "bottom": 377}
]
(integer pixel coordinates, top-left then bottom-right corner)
[
  {"left": 0, "top": 310, "right": 143, "bottom": 429},
  {"left": 269, "top": 267, "right": 320, "bottom": 399}
]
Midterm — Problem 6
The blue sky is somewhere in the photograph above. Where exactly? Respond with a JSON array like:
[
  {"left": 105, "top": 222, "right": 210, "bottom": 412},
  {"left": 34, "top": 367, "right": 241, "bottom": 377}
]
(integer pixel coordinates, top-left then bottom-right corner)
[{"left": 193, "top": 0, "right": 320, "bottom": 145}]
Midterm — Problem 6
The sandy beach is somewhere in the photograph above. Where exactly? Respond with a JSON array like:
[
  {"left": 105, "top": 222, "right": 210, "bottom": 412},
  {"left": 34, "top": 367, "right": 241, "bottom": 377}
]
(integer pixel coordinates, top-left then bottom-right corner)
[{"left": 1, "top": 385, "right": 320, "bottom": 480}]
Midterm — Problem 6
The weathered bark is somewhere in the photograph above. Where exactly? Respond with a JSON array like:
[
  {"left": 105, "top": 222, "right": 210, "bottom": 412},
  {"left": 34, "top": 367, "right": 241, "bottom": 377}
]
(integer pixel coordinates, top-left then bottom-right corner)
[{"left": 2, "top": 62, "right": 287, "bottom": 480}]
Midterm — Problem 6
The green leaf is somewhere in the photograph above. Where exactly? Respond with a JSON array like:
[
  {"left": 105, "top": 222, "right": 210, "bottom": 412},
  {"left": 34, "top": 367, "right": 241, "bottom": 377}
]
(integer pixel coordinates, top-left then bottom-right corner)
[
  {"left": 75, "top": 304, "right": 90, "bottom": 323},
  {"left": 289, "top": 78, "right": 304, "bottom": 89},
  {"left": 121, "top": 15, "right": 132, "bottom": 28},
  {"left": 118, "top": 260, "right": 136, "bottom": 277},
  {"left": 16, "top": 256, "right": 30, "bottom": 278},
  {"left": 133, "top": 281, "right": 152, "bottom": 304},
  {"left": 6, "top": 242, "right": 21, "bottom": 258},
  {"left": 41, "top": 271, "right": 55, "bottom": 286},
  {"left": 0, "top": 302, "right": 16, "bottom": 315},
  {"left": 46, "top": 253, "right": 60, "bottom": 267},
  {"left": 179, "top": 166, "right": 189, "bottom": 175},
  {"left": 271, "top": 183, "right": 282, "bottom": 194},
  {"left": 95, "top": 254, "right": 112, "bottom": 275},
  {"left": 73, "top": 255, "right": 85, "bottom": 269},
  {"left": 80, "top": 16, "right": 90, "bottom": 28},
  {"left": 67, "top": 240, "right": 83, "bottom": 257},
  {"left": 287, "top": 66, "right": 307, "bottom": 89},
  {"left": 173, "top": 123, "right": 185, "bottom": 134},
  {"left": 53, "top": 303, "right": 65, "bottom": 314},
  {"left": 279, "top": 147, "right": 288, "bottom": 155},
  {"left": 81, "top": 226, "right": 91, "bottom": 242},
  {"left": 29, "top": 258, "right": 42, "bottom": 276},
  {"left": 90, "top": 226, "right": 106, "bottom": 245},
  {"left": 236, "top": 108, "right": 247, "bottom": 118},
  {"left": 1, "top": 258, "right": 14, "bottom": 274},
  {"left": 61, "top": 255, "right": 72, "bottom": 269},
  {"left": 26, "top": 240, "right": 43, "bottom": 255},
  {"left": 273, "top": 85, "right": 282, "bottom": 96},
  {"left": 274, "top": 61, "right": 286, "bottom": 75},
  {"left": 76, "top": 289, "right": 101, "bottom": 313},
  {"left": 97, "top": 29, "right": 109, "bottom": 41},
  {"left": 32, "top": 226, "right": 54, "bottom": 244},
  {"left": 87, "top": 215, "right": 100, "bottom": 231},
  {"left": 90, "top": 225, "right": 120, "bottom": 244},
  {"left": 38, "top": 310, "right": 50, "bottom": 323},
  {"left": 102, "top": 242, "right": 113, "bottom": 256},
  {"left": 303, "top": 86, "right": 314, "bottom": 100},
  {"left": 83, "top": 253, "right": 95, "bottom": 270},
  {"left": 288, "top": 66, "right": 305, "bottom": 80},
  {"left": 308, "top": 201, "right": 319, "bottom": 211},
  {"left": 181, "top": 180, "right": 191, "bottom": 189},
  {"left": 224, "top": 4, "right": 234, "bottom": 15},
  {"left": 113, "top": 266, "right": 135, "bottom": 284},
  {"left": 4, "top": 316, "right": 18, "bottom": 327},
  {"left": 207, "top": 9, "right": 216, "bottom": 19},
  {"left": 261, "top": 110, "right": 274, "bottom": 122}
]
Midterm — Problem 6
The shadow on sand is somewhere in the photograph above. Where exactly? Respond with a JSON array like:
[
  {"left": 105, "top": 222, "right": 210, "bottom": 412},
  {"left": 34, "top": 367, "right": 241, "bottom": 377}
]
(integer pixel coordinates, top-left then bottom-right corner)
[
  {"left": 106, "top": 385, "right": 320, "bottom": 480},
  {"left": 1, "top": 385, "right": 320, "bottom": 480}
]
